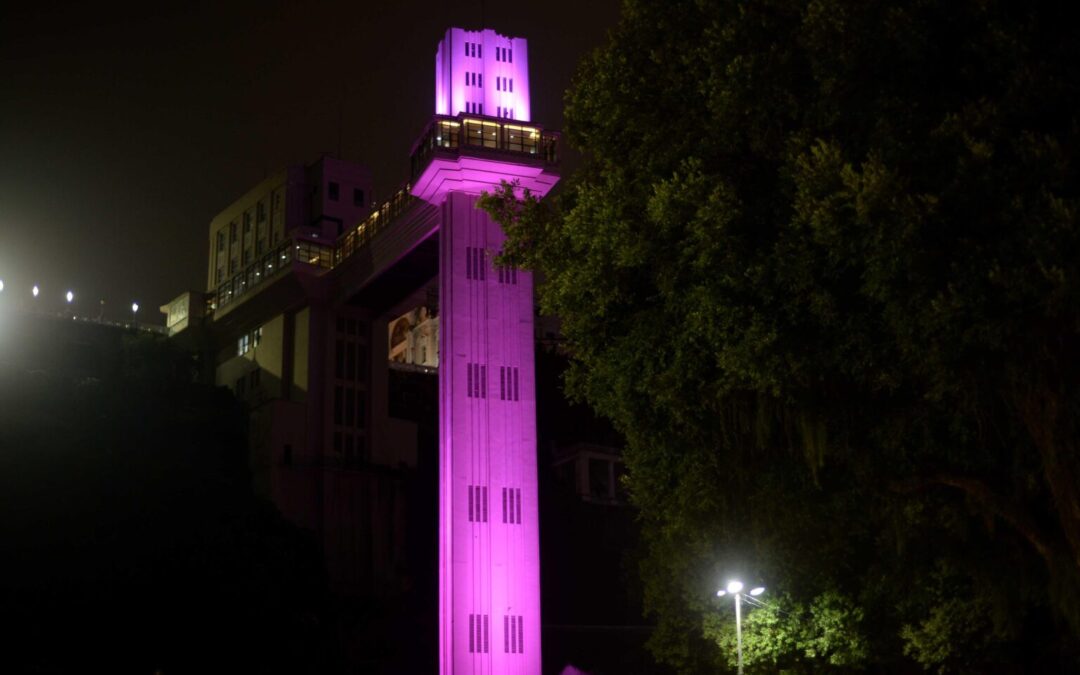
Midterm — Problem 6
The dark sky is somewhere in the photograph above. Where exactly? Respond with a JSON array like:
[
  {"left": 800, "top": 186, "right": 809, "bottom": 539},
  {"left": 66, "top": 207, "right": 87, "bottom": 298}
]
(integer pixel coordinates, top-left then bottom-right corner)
[{"left": 0, "top": 0, "right": 621, "bottom": 322}]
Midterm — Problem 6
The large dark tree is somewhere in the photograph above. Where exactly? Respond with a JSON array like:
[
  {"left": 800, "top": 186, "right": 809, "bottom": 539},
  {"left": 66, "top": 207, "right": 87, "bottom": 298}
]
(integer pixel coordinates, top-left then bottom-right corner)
[{"left": 482, "top": 0, "right": 1080, "bottom": 671}]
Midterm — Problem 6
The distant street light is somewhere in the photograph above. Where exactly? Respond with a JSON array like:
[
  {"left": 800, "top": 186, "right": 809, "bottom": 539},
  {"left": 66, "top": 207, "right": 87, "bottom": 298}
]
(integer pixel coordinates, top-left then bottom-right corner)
[
  {"left": 66, "top": 290, "right": 74, "bottom": 304},
  {"left": 131, "top": 302, "right": 139, "bottom": 314},
  {"left": 716, "top": 579, "right": 765, "bottom": 675},
  {"left": 0, "top": 279, "right": 5, "bottom": 293},
  {"left": 32, "top": 285, "right": 39, "bottom": 298}
]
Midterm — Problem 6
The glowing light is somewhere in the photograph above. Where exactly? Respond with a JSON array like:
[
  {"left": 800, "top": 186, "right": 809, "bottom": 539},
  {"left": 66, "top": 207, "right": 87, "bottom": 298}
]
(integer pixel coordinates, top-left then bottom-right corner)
[
  {"left": 66, "top": 290, "right": 74, "bottom": 303},
  {"left": 750, "top": 587, "right": 765, "bottom": 596},
  {"left": 717, "top": 590, "right": 727, "bottom": 597},
  {"left": 0, "top": 279, "right": 4, "bottom": 292},
  {"left": 727, "top": 580, "right": 744, "bottom": 594},
  {"left": 32, "top": 285, "right": 39, "bottom": 298},
  {"left": 131, "top": 302, "right": 139, "bottom": 314}
]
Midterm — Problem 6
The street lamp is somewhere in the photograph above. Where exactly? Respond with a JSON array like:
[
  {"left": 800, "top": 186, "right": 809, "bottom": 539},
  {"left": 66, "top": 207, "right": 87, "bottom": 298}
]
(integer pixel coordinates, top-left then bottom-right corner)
[
  {"left": 131, "top": 302, "right": 139, "bottom": 315},
  {"left": 32, "top": 285, "right": 39, "bottom": 298},
  {"left": 66, "top": 290, "right": 74, "bottom": 304},
  {"left": 0, "top": 279, "right": 5, "bottom": 293},
  {"left": 716, "top": 580, "right": 765, "bottom": 675}
]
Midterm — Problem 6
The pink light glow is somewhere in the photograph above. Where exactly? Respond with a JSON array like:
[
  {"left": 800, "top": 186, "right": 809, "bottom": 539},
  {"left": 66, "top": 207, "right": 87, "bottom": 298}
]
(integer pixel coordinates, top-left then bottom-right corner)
[
  {"left": 412, "top": 155, "right": 559, "bottom": 205},
  {"left": 436, "top": 191, "right": 543, "bottom": 674},
  {"left": 435, "top": 28, "right": 531, "bottom": 121},
  {"left": 426, "top": 28, "right": 555, "bottom": 674}
]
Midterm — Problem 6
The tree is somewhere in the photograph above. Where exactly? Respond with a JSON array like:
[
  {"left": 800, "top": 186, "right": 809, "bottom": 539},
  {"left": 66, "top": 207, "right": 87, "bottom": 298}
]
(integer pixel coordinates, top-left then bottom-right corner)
[{"left": 481, "top": 0, "right": 1080, "bottom": 671}]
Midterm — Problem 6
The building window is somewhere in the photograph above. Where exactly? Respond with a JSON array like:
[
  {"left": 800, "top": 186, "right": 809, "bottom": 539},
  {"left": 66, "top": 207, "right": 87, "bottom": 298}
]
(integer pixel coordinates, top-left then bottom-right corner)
[
  {"left": 501, "top": 487, "right": 522, "bottom": 524},
  {"left": 468, "top": 485, "right": 488, "bottom": 522},
  {"left": 508, "top": 48, "right": 512, "bottom": 63},
  {"left": 230, "top": 222, "right": 237, "bottom": 243},
  {"left": 353, "top": 188, "right": 364, "bottom": 207},
  {"left": 217, "top": 231, "right": 225, "bottom": 251},
  {"left": 237, "top": 327, "right": 261, "bottom": 356},
  {"left": 504, "top": 615, "right": 524, "bottom": 653},
  {"left": 466, "top": 246, "right": 486, "bottom": 280},
  {"left": 249, "top": 368, "right": 260, "bottom": 388},
  {"left": 500, "top": 366, "right": 520, "bottom": 401},
  {"left": 257, "top": 201, "right": 266, "bottom": 222},
  {"left": 328, "top": 181, "right": 339, "bottom": 201},
  {"left": 469, "top": 614, "right": 489, "bottom": 653},
  {"left": 467, "top": 362, "right": 487, "bottom": 398},
  {"left": 235, "top": 376, "right": 246, "bottom": 397}
]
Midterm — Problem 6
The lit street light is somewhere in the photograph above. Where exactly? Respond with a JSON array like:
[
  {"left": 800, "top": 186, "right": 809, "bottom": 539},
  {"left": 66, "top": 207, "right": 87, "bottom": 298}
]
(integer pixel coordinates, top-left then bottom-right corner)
[
  {"left": 716, "top": 579, "right": 766, "bottom": 675},
  {"left": 66, "top": 290, "right": 74, "bottom": 304},
  {"left": 131, "top": 302, "right": 139, "bottom": 314},
  {"left": 0, "top": 279, "right": 5, "bottom": 293},
  {"left": 32, "top": 285, "right": 39, "bottom": 298}
]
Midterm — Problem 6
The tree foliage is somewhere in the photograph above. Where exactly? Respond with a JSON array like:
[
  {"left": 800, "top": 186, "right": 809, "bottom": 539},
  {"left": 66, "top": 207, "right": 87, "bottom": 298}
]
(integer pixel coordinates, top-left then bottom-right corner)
[{"left": 481, "top": 0, "right": 1080, "bottom": 671}]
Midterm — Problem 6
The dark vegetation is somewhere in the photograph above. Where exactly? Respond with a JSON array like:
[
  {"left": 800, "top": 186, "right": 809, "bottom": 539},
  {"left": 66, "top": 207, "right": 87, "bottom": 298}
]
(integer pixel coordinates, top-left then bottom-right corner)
[{"left": 482, "top": 0, "right": 1080, "bottom": 671}]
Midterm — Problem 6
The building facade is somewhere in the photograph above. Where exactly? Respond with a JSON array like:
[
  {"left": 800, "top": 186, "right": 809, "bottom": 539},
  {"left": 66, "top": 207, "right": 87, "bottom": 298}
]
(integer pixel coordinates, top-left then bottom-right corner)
[{"left": 164, "top": 27, "right": 559, "bottom": 673}]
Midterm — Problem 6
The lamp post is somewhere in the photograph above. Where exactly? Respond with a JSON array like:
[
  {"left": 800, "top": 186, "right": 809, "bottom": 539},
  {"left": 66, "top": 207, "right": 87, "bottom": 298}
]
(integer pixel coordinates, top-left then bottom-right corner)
[{"left": 717, "top": 580, "right": 765, "bottom": 675}]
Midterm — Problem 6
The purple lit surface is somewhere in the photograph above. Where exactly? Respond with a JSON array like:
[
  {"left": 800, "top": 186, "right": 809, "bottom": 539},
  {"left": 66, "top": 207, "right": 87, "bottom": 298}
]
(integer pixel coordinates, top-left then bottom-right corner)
[
  {"left": 436, "top": 28, "right": 532, "bottom": 121},
  {"left": 423, "top": 29, "right": 557, "bottom": 674},
  {"left": 412, "top": 155, "right": 559, "bottom": 206}
]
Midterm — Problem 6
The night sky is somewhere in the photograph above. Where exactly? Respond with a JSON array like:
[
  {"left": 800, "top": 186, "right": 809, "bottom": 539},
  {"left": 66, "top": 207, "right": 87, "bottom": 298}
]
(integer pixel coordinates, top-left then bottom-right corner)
[{"left": 1, "top": 0, "right": 621, "bottom": 321}]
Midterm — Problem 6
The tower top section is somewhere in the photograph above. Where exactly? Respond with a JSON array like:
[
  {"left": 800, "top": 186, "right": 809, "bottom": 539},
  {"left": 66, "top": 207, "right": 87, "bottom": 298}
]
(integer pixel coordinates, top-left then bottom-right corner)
[{"left": 435, "top": 27, "right": 531, "bottom": 122}]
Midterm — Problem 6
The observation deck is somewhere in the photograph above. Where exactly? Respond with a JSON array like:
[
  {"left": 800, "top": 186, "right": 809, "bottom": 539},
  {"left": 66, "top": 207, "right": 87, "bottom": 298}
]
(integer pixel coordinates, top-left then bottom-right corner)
[{"left": 410, "top": 114, "right": 560, "bottom": 203}]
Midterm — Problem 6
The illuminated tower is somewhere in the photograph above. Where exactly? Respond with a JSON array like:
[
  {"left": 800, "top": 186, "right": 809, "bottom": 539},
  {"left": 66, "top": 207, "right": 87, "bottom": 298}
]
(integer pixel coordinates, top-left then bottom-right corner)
[{"left": 413, "top": 27, "right": 558, "bottom": 675}]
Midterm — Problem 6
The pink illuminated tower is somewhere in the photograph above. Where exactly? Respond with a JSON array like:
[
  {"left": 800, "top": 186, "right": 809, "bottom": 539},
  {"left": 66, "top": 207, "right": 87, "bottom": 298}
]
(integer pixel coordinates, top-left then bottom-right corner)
[{"left": 412, "top": 27, "right": 559, "bottom": 675}]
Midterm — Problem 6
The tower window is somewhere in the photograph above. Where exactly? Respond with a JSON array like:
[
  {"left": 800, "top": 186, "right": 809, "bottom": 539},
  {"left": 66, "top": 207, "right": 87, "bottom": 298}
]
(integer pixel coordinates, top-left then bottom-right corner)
[
  {"left": 467, "top": 362, "right": 487, "bottom": 398},
  {"left": 468, "top": 485, "right": 488, "bottom": 522},
  {"left": 328, "top": 181, "right": 339, "bottom": 201},
  {"left": 469, "top": 614, "right": 490, "bottom": 653},
  {"left": 501, "top": 487, "right": 522, "bottom": 523},
  {"left": 504, "top": 615, "right": 524, "bottom": 653}
]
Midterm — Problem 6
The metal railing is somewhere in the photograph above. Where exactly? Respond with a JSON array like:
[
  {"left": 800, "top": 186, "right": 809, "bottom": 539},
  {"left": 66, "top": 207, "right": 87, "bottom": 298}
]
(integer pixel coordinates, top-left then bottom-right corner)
[
  {"left": 410, "top": 114, "right": 559, "bottom": 181},
  {"left": 212, "top": 188, "right": 417, "bottom": 313}
]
